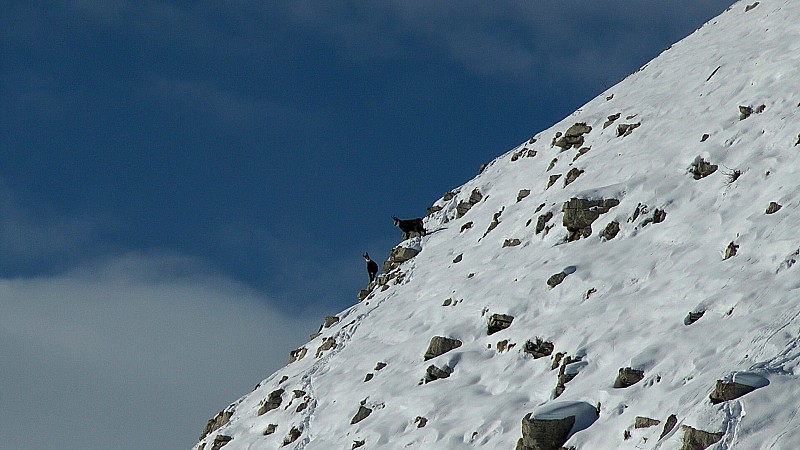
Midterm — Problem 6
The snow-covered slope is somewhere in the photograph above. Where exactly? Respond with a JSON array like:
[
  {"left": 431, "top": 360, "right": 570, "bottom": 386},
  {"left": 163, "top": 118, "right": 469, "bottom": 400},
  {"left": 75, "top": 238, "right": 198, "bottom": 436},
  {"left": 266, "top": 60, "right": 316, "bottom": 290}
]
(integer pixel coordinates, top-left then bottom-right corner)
[{"left": 195, "top": 1, "right": 800, "bottom": 449}]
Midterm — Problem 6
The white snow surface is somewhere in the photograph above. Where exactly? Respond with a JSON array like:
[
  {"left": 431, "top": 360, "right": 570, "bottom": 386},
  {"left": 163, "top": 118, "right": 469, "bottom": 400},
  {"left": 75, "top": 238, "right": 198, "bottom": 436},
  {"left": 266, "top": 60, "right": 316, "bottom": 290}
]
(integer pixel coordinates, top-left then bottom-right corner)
[{"left": 195, "top": 1, "right": 800, "bottom": 449}]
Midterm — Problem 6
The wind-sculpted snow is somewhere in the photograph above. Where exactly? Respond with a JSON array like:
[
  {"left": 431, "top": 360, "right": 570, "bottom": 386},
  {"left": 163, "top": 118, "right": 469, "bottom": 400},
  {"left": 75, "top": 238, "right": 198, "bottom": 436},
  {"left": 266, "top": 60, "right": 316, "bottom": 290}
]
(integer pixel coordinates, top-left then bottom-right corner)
[{"left": 194, "top": 1, "right": 800, "bottom": 448}]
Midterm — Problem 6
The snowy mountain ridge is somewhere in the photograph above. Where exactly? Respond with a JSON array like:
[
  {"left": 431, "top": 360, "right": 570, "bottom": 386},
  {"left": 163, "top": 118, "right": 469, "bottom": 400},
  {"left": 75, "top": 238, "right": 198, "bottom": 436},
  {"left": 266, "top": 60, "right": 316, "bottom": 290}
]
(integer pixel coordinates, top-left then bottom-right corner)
[{"left": 195, "top": 1, "right": 800, "bottom": 449}]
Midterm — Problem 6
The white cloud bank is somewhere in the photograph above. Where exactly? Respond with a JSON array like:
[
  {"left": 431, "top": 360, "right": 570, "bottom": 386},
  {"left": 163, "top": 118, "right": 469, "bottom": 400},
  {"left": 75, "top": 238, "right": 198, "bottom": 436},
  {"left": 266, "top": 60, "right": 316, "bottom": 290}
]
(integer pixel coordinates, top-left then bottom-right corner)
[{"left": 0, "top": 252, "right": 320, "bottom": 450}]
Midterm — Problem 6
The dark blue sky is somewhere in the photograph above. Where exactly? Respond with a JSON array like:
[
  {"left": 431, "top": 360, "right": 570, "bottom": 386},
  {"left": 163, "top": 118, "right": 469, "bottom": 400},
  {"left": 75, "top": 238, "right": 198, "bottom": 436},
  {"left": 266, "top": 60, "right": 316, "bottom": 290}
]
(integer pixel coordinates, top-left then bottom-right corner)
[{"left": 1, "top": 1, "right": 734, "bottom": 449}]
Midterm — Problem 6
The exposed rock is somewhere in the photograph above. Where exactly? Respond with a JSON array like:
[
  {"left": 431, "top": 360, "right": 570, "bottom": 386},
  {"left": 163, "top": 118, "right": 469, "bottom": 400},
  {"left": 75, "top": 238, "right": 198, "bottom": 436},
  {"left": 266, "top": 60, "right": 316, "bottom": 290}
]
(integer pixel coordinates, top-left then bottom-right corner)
[
  {"left": 316, "top": 337, "right": 337, "bottom": 358},
  {"left": 614, "top": 367, "right": 645, "bottom": 388},
  {"left": 483, "top": 209, "right": 504, "bottom": 237},
  {"left": 517, "top": 189, "right": 531, "bottom": 202},
  {"left": 602, "top": 221, "right": 620, "bottom": 240},
  {"left": 554, "top": 123, "right": 592, "bottom": 150},
  {"left": 351, "top": 405, "right": 373, "bottom": 424},
  {"left": 739, "top": 104, "right": 765, "bottom": 120},
  {"left": 584, "top": 288, "right": 597, "bottom": 299},
  {"left": 536, "top": 212, "right": 554, "bottom": 235},
  {"left": 681, "top": 425, "right": 723, "bottom": 450},
  {"left": 257, "top": 389, "right": 284, "bottom": 416},
  {"left": 766, "top": 201, "right": 782, "bottom": 214},
  {"left": 724, "top": 241, "right": 739, "bottom": 260},
  {"left": 564, "top": 168, "right": 584, "bottom": 187},
  {"left": 460, "top": 221, "right": 473, "bottom": 232},
  {"left": 357, "top": 289, "right": 371, "bottom": 301},
  {"left": 635, "top": 416, "right": 661, "bottom": 429},
  {"left": 518, "top": 414, "right": 575, "bottom": 450},
  {"left": 689, "top": 157, "right": 718, "bottom": 179},
  {"left": 572, "top": 147, "right": 591, "bottom": 162},
  {"left": 709, "top": 380, "right": 757, "bottom": 404},
  {"left": 562, "top": 197, "right": 620, "bottom": 240},
  {"left": 424, "top": 336, "right": 463, "bottom": 360},
  {"left": 443, "top": 191, "right": 456, "bottom": 201},
  {"left": 424, "top": 364, "right": 453, "bottom": 383},
  {"left": 442, "top": 298, "right": 453, "bottom": 306},
  {"left": 554, "top": 356, "right": 584, "bottom": 398},
  {"left": 617, "top": 122, "right": 641, "bottom": 137},
  {"left": 295, "top": 402, "right": 308, "bottom": 413},
  {"left": 641, "top": 209, "right": 667, "bottom": 227},
  {"left": 547, "top": 271, "right": 567, "bottom": 288},
  {"left": 293, "top": 389, "right": 306, "bottom": 398},
  {"left": 211, "top": 435, "right": 233, "bottom": 450},
  {"left": 453, "top": 253, "right": 463, "bottom": 263},
  {"left": 375, "top": 362, "right": 387, "bottom": 371},
  {"left": 264, "top": 424, "right": 278, "bottom": 435},
  {"left": 512, "top": 148, "right": 537, "bottom": 161},
  {"left": 288, "top": 347, "right": 308, "bottom": 364},
  {"left": 603, "top": 113, "right": 621, "bottom": 129},
  {"left": 478, "top": 163, "right": 487, "bottom": 173},
  {"left": 551, "top": 352, "right": 565, "bottom": 370},
  {"left": 701, "top": 133, "right": 710, "bottom": 142},
  {"left": 660, "top": 414, "right": 678, "bottom": 439},
  {"left": 487, "top": 314, "right": 514, "bottom": 335},
  {"left": 382, "top": 246, "right": 421, "bottom": 272},
  {"left": 364, "top": 373, "right": 374, "bottom": 382},
  {"left": 279, "top": 375, "right": 288, "bottom": 384},
  {"left": 518, "top": 402, "right": 599, "bottom": 450},
  {"left": 547, "top": 158, "right": 558, "bottom": 171},
  {"left": 684, "top": 310, "right": 705, "bottom": 325},
  {"left": 200, "top": 410, "right": 233, "bottom": 441},
  {"left": 503, "top": 238, "right": 522, "bottom": 248},
  {"left": 283, "top": 427, "right": 301, "bottom": 446},
  {"left": 415, "top": 416, "right": 428, "bottom": 428},
  {"left": 795, "top": 133, "right": 800, "bottom": 146},
  {"left": 456, "top": 188, "right": 483, "bottom": 218},
  {"left": 547, "top": 174, "right": 562, "bottom": 189},
  {"left": 426, "top": 205, "right": 443, "bottom": 215},
  {"left": 352, "top": 440, "right": 365, "bottom": 449},
  {"left": 524, "top": 338, "right": 554, "bottom": 359},
  {"left": 745, "top": 2, "right": 759, "bottom": 12}
]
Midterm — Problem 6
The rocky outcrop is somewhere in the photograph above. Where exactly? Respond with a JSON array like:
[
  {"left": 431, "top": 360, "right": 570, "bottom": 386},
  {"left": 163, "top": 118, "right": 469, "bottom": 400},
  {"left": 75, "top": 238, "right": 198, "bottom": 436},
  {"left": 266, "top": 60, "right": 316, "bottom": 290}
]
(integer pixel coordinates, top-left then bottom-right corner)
[
  {"left": 487, "top": 314, "right": 514, "bottom": 335},
  {"left": 635, "top": 416, "right": 661, "bottom": 429},
  {"left": 536, "top": 212, "right": 554, "bottom": 235},
  {"left": 511, "top": 148, "right": 537, "bottom": 161},
  {"left": 564, "top": 168, "right": 584, "bottom": 187},
  {"left": 456, "top": 188, "right": 483, "bottom": 218},
  {"left": 382, "top": 247, "right": 420, "bottom": 273},
  {"left": 562, "top": 198, "right": 620, "bottom": 240},
  {"left": 554, "top": 123, "right": 592, "bottom": 150},
  {"left": 681, "top": 425, "right": 723, "bottom": 450},
  {"left": 316, "top": 336, "right": 337, "bottom": 357},
  {"left": 709, "top": 380, "right": 757, "bottom": 404},
  {"left": 689, "top": 157, "right": 718, "bottom": 179},
  {"left": 684, "top": 310, "right": 705, "bottom": 325},
  {"left": 210, "top": 435, "right": 232, "bottom": 450},
  {"left": 424, "top": 364, "right": 453, "bottom": 383},
  {"left": 724, "top": 241, "right": 739, "bottom": 260},
  {"left": 503, "top": 238, "right": 522, "bottom": 248},
  {"left": 517, "top": 415, "right": 575, "bottom": 450},
  {"left": 257, "top": 389, "right": 284, "bottom": 416},
  {"left": 617, "top": 122, "right": 641, "bottom": 137},
  {"left": 424, "top": 336, "right": 462, "bottom": 360},
  {"left": 263, "top": 424, "right": 277, "bottom": 435},
  {"left": 547, "top": 271, "right": 567, "bottom": 288},
  {"left": 766, "top": 201, "right": 782, "bottom": 214},
  {"left": 199, "top": 410, "right": 233, "bottom": 441},
  {"left": 603, "top": 113, "right": 621, "bottom": 129},
  {"left": 523, "top": 338, "right": 554, "bottom": 359},
  {"left": 614, "top": 367, "right": 645, "bottom": 388},
  {"left": 288, "top": 346, "right": 308, "bottom": 363},
  {"left": 602, "top": 221, "right": 620, "bottom": 240},
  {"left": 517, "top": 189, "right": 531, "bottom": 202},
  {"left": 351, "top": 405, "right": 372, "bottom": 425},
  {"left": 660, "top": 414, "right": 679, "bottom": 439},
  {"left": 283, "top": 427, "right": 302, "bottom": 446}
]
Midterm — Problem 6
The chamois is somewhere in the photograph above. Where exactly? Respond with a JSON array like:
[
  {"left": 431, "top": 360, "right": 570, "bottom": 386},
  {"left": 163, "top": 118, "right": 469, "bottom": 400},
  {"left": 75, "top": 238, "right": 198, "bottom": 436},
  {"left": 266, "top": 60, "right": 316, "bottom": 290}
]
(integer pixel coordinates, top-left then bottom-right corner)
[
  {"left": 392, "top": 216, "right": 426, "bottom": 240},
  {"left": 364, "top": 253, "right": 379, "bottom": 282}
]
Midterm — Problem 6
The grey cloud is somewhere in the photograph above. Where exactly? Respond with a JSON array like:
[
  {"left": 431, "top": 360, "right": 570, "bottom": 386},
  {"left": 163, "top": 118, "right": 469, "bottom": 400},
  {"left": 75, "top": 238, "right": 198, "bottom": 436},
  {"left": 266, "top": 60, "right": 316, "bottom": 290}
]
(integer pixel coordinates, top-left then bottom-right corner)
[{"left": 0, "top": 252, "right": 321, "bottom": 450}]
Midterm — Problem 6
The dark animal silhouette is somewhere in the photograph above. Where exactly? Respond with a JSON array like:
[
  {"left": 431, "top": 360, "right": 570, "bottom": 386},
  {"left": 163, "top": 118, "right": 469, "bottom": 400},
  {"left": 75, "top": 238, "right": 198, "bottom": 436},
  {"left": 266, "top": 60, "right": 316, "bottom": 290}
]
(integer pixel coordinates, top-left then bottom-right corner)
[
  {"left": 364, "top": 253, "right": 379, "bottom": 282},
  {"left": 392, "top": 216, "right": 426, "bottom": 240}
]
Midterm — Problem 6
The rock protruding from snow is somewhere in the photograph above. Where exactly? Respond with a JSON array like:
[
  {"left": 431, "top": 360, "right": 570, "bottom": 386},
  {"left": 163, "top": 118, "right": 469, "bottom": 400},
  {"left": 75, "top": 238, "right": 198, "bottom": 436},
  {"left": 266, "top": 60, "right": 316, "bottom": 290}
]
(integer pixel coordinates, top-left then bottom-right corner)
[
  {"left": 602, "top": 221, "right": 620, "bottom": 240},
  {"left": 614, "top": 367, "right": 645, "bottom": 388},
  {"left": 766, "top": 201, "right": 782, "bottom": 214},
  {"left": 562, "top": 198, "right": 620, "bottom": 240},
  {"left": 199, "top": 410, "right": 233, "bottom": 441},
  {"left": 709, "top": 372, "right": 769, "bottom": 404},
  {"left": 684, "top": 310, "right": 705, "bottom": 326},
  {"left": 424, "top": 364, "right": 453, "bottom": 383},
  {"left": 689, "top": 157, "right": 718, "bottom": 180},
  {"left": 382, "top": 247, "right": 421, "bottom": 273},
  {"left": 634, "top": 416, "right": 661, "bottom": 429},
  {"left": 523, "top": 338, "right": 554, "bottom": 359},
  {"left": 487, "top": 314, "right": 514, "bottom": 335},
  {"left": 257, "top": 389, "right": 284, "bottom": 416},
  {"left": 351, "top": 405, "right": 372, "bottom": 425},
  {"left": 681, "top": 425, "right": 723, "bottom": 450},
  {"left": 554, "top": 123, "right": 592, "bottom": 150},
  {"left": 210, "top": 435, "right": 232, "bottom": 450},
  {"left": 518, "top": 401, "right": 599, "bottom": 450},
  {"left": 424, "top": 336, "right": 462, "bottom": 360},
  {"left": 456, "top": 188, "right": 483, "bottom": 218}
]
